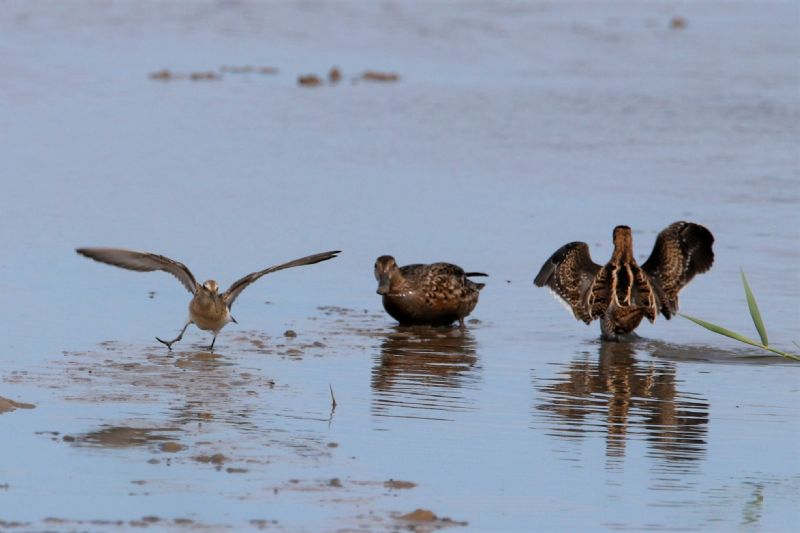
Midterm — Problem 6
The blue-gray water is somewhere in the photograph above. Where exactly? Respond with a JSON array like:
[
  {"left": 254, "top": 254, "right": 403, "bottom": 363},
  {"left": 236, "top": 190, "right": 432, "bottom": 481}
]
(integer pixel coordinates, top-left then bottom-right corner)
[{"left": 1, "top": 1, "right": 798, "bottom": 531}]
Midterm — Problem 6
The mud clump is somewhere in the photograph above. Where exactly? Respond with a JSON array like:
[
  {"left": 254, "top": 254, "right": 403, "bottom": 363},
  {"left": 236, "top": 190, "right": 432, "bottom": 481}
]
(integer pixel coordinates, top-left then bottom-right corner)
[
  {"left": 149, "top": 69, "right": 173, "bottom": 81},
  {"left": 284, "top": 329, "right": 297, "bottom": 338},
  {"left": 220, "top": 65, "right": 253, "bottom": 73},
  {"left": 670, "top": 16, "right": 687, "bottom": 29},
  {"left": 250, "top": 519, "right": 279, "bottom": 529},
  {"left": 220, "top": 65, "right": 278, "bottom": 75},
  {"left": 0, "top": 521, "right": 29, "bottom": 528},
  {"left": 396, "top": 508, "right": 468, "bottom": 528},
  {"left": 362, "top": 70, "right": 400, "bottom": 82},
  {"left": 385, "top": 479, "right": 416, "bottom": 490},
  {"left": 189, "top": 71, "right": 220, "bottom": 81},
  {"left": 0, "top": 396, "right": 35, "bottom": 414},
  {"left": 298, "top": 74, "right": 322, "bottom": 87},
  {"left": 159, "top": 441, "right": 184, "bottom": 453},
  {"left": 149, "top": 69, "right": 220, "bottom": 81},
  {"left": 399, "top": 509, "right": 437, "bottom": 521},
  {"left": 328, "top": 67, "right": 342, "bottom": 84},
  {"left": 78, "top": 426, "right": 178, "bottom": 448},
  {"left": 194, "top": 453, "right": 227, "bottom": 464}
]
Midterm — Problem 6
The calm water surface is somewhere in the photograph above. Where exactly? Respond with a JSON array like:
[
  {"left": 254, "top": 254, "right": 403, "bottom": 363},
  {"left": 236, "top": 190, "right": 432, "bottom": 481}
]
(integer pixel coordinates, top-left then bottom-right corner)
[{"left": 1, "top": 1, "right": 798, "bottom": 531}]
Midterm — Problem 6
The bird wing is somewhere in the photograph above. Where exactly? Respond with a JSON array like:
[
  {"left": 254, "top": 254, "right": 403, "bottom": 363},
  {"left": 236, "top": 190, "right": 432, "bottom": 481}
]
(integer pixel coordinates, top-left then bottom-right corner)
[
  {"left": 223, "top": 250, "right": 340, "bottom": 309},
  {"left": 424, "top": 263, "right": 477, "bottom": 301},
  {"left": 641, "top": 221, "right": 714, "bottom": 318},
  {"left": 534, "top": 242, "right": 602, "bottom": 324},
  {"left": 76, "top": 247, "right": 198, "bottom": 294}
]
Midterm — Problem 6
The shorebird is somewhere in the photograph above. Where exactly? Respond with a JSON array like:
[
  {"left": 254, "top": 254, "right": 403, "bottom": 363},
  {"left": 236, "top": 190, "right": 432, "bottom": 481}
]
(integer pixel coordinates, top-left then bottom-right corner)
[
  {"left": 77, "top": 248, "right": 340, "bottom": 350},
  {"left": 374, "top": 255, "right": 487, "bottom": 327},
  {"left": 534, "top": 221, "right": 714, "bottom": 340}
]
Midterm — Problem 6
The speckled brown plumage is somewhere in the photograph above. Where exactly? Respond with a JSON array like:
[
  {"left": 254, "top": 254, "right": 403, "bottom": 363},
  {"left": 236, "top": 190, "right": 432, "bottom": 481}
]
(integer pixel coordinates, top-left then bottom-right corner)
[
  {"left": 374, "top": 256, "right": 487, "bottom": 327},
  {"left": 534, "top": 222, "right": 714, "bottom": 340}
]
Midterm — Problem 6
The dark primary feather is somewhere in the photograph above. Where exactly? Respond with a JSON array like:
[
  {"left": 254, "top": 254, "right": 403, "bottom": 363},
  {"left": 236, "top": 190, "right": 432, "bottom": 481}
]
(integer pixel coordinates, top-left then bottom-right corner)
[
  {"left": 76, "top": 247, "right": 198, "bottom": 294},
  {"left": 534, "top": 242, "right": 602, "bottom": 324},
  {"left": 641, "top": 221, "right": 714, "bottom": 318},
  {"left": 223, "top": 250, "right": 340, "bottom": 308}
]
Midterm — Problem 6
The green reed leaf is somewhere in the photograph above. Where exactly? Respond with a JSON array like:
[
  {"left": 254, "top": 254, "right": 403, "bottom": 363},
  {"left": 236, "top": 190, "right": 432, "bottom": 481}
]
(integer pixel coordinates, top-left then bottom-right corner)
[
  {"left": 771, "top": 349, "right": 800, "bottom": 361},
  {"left": 741, "top": 270, "right": 768, "bottom": 346},
  {"left": 679, "top": 313, "right": 764, "bottom": 348},
  {"left": 680, "top": 314, "right": 800, "bottom": 361}
]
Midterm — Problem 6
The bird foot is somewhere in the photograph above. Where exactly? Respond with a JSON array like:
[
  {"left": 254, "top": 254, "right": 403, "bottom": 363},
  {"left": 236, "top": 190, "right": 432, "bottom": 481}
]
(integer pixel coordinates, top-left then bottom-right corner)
[{"left": 155, "top": 336, "right": 176, "bottom": 351}]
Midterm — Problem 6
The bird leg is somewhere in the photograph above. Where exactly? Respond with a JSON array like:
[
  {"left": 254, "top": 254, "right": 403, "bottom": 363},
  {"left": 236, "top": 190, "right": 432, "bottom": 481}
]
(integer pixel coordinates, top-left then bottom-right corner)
[
  {"left": 156, "top": 321, "right": 190, "bottom": 351},
  {"left": 459, "top": 317, "right": 466, "bottom": 329},
  {"left": 208, "top": 334, "right": 217, "bottom": 352}
]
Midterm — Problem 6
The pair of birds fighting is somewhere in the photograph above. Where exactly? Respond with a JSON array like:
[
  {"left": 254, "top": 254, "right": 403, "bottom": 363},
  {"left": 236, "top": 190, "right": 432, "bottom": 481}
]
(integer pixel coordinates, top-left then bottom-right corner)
[{"left": 77, "top": 221, "right": 714, "bottom": 350}]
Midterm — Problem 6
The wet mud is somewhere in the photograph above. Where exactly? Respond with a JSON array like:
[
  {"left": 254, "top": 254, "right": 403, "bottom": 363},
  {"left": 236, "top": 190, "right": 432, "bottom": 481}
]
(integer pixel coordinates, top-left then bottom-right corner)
[{"left": 0, "top": 396, "right": 35, "bottom": 414}]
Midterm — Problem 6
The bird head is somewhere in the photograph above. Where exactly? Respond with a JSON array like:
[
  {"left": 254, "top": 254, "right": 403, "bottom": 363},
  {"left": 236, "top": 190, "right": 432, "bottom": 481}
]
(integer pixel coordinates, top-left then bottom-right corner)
[
  {"left": 202, "top": 280, "right": 220, "bottom": 294},
  {"left": 374, "top": 255, "right": 398, "bottom": 295}
]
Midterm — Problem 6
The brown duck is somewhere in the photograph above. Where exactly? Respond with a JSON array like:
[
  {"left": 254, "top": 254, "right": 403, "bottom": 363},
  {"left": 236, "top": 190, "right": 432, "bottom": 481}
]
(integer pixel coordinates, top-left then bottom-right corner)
[
  {"left": 534, "top": 222, "right": 714, "bottom": 340},
  {"left": 374, "top": 256, "right": 487, "bottom": 327}
]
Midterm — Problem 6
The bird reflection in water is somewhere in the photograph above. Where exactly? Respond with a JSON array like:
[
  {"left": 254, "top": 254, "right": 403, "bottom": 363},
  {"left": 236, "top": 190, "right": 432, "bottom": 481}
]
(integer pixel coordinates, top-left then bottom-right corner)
[
  {"left": 372, "top": 327, "right": 481, "bottom": 421},
  {"left": 535, "top": 341, "right": 709, "bottom": 469}
]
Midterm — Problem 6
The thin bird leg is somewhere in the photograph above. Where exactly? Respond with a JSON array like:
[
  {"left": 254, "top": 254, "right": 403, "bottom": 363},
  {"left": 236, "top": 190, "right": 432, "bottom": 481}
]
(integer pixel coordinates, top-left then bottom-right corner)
[
  {"left": 208, "top": 334, "right": 217, "bottom": 352},
  {"left": 459, "top": 317, "right": 466, "bottom": 329},
  {"left": 156, "top": 321, "right": 191, "bottom": 351}
]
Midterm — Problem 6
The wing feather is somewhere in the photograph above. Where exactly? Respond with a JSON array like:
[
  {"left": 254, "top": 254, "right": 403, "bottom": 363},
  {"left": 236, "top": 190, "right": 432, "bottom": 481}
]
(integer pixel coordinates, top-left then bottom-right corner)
[
  {"left": 223, "top": 250, "right": 340, "bottom": 309},
  {"left": 76, "top": 247, "right": 198, "bottom": 294},
  {"left": 641, "top": 221, "right": 714, "bottom": 318},
  {"left": 534, "top": 242, "right": 602, "bottom": 324}
]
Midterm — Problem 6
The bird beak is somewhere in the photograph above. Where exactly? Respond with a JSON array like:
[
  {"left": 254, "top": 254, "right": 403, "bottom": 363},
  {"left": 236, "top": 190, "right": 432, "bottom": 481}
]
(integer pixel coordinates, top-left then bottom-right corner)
[{"left": 376, "top": 275, "right": 391, "bottom": 295}]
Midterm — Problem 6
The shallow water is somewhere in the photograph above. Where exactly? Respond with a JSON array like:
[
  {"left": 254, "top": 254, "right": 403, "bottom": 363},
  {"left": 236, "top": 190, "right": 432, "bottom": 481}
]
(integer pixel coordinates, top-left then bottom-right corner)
[{"left": 1, "top": 0, "right": 799, "bottom": 531}]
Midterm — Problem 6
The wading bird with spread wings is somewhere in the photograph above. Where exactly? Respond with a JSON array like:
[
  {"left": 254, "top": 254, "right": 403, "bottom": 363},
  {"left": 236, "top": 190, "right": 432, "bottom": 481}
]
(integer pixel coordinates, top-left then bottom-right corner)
[
  {"left": 77, "top": 248, "right": 340, "bottom": 350},
  {"left": 534, "top": 222, "right": 714, "bottom": 340}
]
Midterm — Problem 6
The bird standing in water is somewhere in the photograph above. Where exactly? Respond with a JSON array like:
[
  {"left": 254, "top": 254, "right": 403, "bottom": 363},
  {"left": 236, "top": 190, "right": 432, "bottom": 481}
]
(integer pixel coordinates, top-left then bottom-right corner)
[
  {"left": 534, "top": 222, "right": 714, "bottom": 340},
  {"left": 77, "top": 248, "right": 340, "bottom": 350},
  {"left": 374, "top": 255, "right": 487, "bottom": 327}
]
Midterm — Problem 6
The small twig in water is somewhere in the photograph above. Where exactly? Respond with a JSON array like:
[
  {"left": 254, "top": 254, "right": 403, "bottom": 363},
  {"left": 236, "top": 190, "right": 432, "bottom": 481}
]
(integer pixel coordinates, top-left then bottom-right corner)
[{"left": 329, "top": 384, "right": 337, "bottom": 410}]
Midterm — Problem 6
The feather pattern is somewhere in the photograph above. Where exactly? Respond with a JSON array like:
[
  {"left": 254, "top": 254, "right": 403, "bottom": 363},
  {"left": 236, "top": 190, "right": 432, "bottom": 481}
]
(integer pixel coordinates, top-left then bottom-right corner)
[
  {"left": 534, "top": 222, "right": 714, "bottom": 339},
  {"left": 375, "top": 257, "right": 486, "bottom": 326},
  {"left": 76, "top": 247, "right": 198, "bottom": 293},
  {"left": 534, "top": 242, "right": 601, "bottom": 324},
  {"left": 641, "top": 222, "right": 714, "bottom": 318}
]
